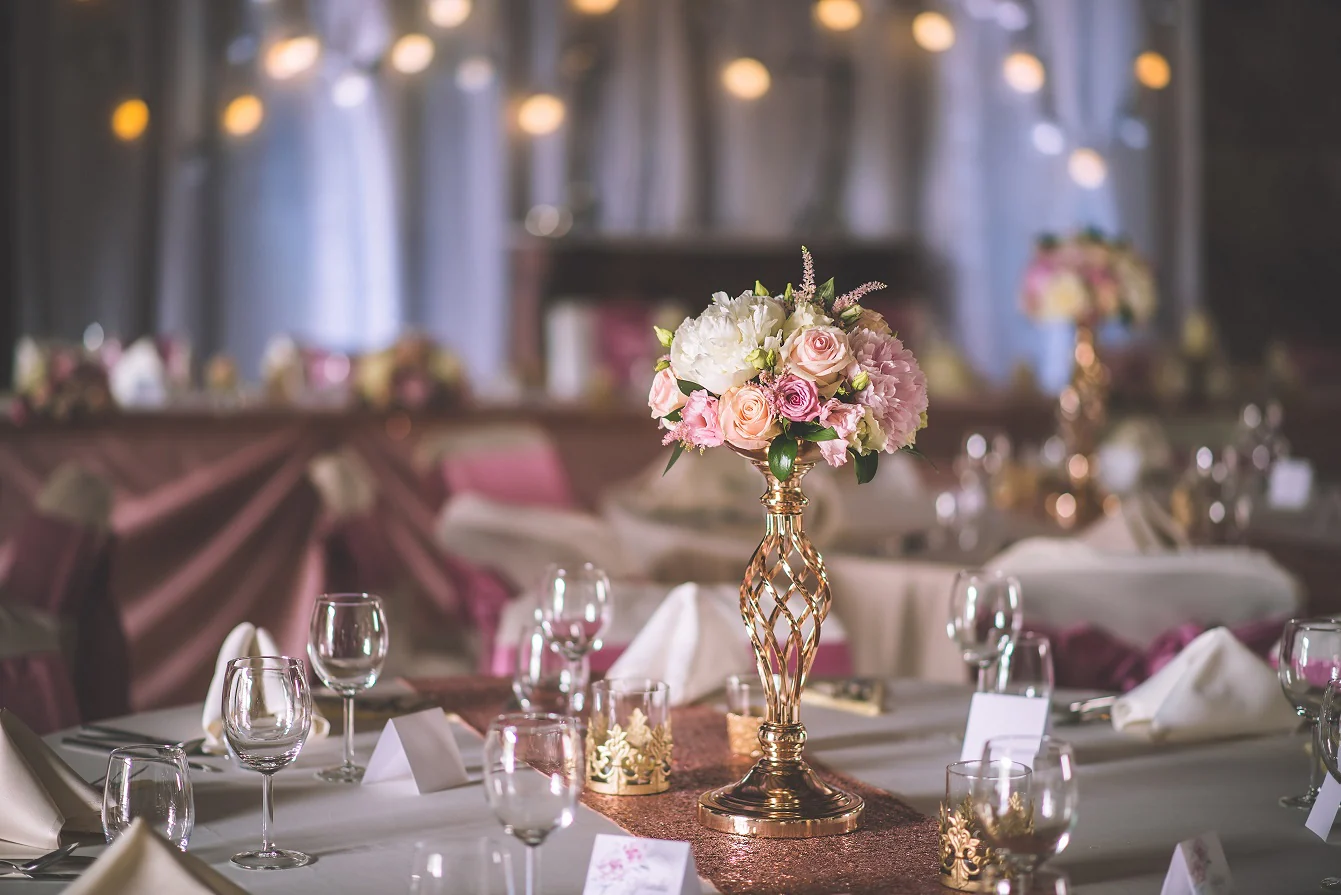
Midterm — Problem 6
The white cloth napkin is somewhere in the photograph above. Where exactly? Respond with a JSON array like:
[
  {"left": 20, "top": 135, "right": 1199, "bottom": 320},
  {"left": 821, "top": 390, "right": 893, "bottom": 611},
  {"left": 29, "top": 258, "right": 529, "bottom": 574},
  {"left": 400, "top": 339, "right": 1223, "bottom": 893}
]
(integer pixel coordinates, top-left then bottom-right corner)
[
  {"left": 1079, "top": 494, "right": 1188, "bottom": 555},
  {"left": 63, "top": 818, "right": 249, "bottom": 895},
  {"left": 1112, "top": 627, "right": 1299, "bottom": 743},
  {"left": 606, "top": 583, "right": 755, "bottom": 705},
  {"left": 0, "top": 709, "right": 100, "bottom": 859},
  {"left": 201, "top": 623, "right": 328, "bottom": 753},
  {"left": 109, "top": 338, "right": 168, "bottom": 408}
]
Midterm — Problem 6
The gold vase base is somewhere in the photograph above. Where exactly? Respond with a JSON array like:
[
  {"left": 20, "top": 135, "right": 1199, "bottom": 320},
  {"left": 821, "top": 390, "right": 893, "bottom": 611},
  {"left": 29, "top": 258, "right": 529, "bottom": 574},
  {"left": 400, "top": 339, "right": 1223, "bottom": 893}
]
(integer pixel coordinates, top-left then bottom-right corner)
[{"left": 697, "top": 759, "right": 864, "bottom": 838}]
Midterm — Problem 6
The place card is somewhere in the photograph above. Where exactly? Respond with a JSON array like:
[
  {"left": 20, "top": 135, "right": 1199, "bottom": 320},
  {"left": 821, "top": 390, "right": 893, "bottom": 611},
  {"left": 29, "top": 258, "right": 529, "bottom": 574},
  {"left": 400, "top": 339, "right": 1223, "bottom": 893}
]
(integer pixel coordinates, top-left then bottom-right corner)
[
  {"left": 1160, "top": 831, "right": 1234, "bottom": 895},
  {"left": 1268, "top": 458, "right": 1314, "bottom": 510},
  {"left": 959, "top": 692, "right": 1051, "bottom": 763},
  {"left": 1306, "top": 774, "right": 1341, "bottom": 839},
  {"left": 361, "top": 708, "right": 470, "bottom": 794},
  {"left": 582, "top": 834, "right": 702, "bottom": 895}
]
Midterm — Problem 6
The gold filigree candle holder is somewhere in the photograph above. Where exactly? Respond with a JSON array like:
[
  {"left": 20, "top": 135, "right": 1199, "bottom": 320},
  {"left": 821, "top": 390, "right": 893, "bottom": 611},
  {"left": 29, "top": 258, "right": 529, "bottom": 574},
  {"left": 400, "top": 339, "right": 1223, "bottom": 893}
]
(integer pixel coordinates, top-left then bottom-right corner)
[
  {"left": 725, "top": 673, "right": 765, "bottom": 757},
  {"left": 586, "top": 678, "right": 672, "bottom": 795},
  {"left": 940, "top": 761, "right": 1007, "bottom": 891}
]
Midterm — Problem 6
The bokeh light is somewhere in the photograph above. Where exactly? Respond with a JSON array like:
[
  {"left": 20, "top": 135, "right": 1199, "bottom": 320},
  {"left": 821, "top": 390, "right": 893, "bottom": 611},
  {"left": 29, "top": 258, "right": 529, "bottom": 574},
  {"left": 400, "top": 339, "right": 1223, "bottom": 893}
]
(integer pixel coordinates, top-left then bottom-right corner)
[
  {"left": 813, "top": 0, "right": 863, "bottom": 32},
  {"left": 222, "top": 94, "right": 265, "bottom": 137},
  {"left": 1003, "top": 52, "right": 1045, "bottom": 93},
  {"left": 571, "top": 0, "right": 620, "bottom": 12},
  {"left": 721, "top": 58, "right": 771, "bottom": 100},
  {"left": 332, "top": 71, "right": 371, "bottom": 108},
  {"left": 427, "top": 0, "right": 471, "bottom": 28},
  {"left": 1031, "top": 121, "right": 1065, "bottom": 155},
  {"left": 1068, "top": 147, "right": 1107, "bottom": 189},
  {"left": 911, "top": 12, "right": 955, "bottom": 52},
  {"left": 264, "top": 36, "right": 320, "bottom": 80},
  {"left": 456, "top": 56, "right": 496, "bottom": 92},
  {"left": 517, "top": 93, "right": 566, "bottom": 135},
  {"left": 111, "top": 98, "right": 149, "bottom": 142},
  {"left": 1134, "top": 50, "right": 1171, "bottom": 89},
  {"left": 390, "top": 34, "right": 436, "bottom": 74}
]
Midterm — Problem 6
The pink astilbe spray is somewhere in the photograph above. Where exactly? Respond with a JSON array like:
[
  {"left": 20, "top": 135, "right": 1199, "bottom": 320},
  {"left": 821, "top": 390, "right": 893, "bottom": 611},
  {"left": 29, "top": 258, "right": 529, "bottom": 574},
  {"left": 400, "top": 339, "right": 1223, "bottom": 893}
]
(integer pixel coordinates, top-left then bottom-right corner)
[
  {"left": 833, "top": 281, "right": 887, "bottom": 313},
  {"left": 796, "top": 246, "right": 817, "bottom": 302}
]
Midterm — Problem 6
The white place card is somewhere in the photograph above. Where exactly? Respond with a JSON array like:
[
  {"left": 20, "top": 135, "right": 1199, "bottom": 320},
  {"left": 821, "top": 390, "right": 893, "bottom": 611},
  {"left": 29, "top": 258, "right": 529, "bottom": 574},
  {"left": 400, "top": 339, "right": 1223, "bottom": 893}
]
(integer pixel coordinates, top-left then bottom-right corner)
[
  {"left": 582, "top": 834, "right": 702, "bottom": 895},
  {"left": 361, "top": 708, "right": 470, "bottom": 794},
  {"left": 1306, "top": 774, "right": 1341, "bottom": 839},
  {"left": 1160, "top": 831, "right": 1234, "bottom": 895},
  {"left": 1268, "top": 458, "right": 1314, "bottom": 510},
  {"left": 959, "top": 692, "right": 1051, "bottom": 763}
]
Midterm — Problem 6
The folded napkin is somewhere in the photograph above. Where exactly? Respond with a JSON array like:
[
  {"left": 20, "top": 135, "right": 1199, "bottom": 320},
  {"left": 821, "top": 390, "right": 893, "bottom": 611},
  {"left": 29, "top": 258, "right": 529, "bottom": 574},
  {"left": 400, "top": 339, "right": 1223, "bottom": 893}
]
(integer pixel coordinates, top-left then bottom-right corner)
[
  {"left": 64, "top": 818, "right": 249, "bottom": 895},
  {"left": 1112, "top": 627, "right": 1299, "bottom": 743},
  {"left": 0, "top": 709, "right": 100, "bottom": 859},
  {"left": 201, "top": 623, "right": 328, "bottom": 753},
  {"left": 1079, "top": 493, "right": 1188, "bottom": 555},
  {"left": 109, "top": 338, "right": 168, "bottom": 408},
  {"left": 606, "top": 583, "right": 754, "bottom": 705}
]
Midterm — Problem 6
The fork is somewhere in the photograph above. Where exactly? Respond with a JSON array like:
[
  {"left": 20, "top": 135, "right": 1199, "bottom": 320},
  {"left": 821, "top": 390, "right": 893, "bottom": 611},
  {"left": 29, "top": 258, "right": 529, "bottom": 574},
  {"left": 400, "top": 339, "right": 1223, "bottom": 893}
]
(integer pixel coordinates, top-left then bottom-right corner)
[{"left": 0, "top": 842, "right": 79, "bottom": 876}]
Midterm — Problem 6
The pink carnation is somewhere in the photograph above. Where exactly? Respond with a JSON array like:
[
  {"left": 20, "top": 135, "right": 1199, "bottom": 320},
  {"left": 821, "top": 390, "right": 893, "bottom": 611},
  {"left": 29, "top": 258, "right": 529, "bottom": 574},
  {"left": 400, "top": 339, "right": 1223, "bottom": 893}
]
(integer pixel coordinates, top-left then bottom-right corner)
[
  {"left": 847, "top": 328, "right": 928, "bottom": 452},
  {"left": 772, "top": 374, "right": 821, "bottom": 423},
  {"left": 662, "top": 389, "right": 724, "bottom": 448},
  {"left": 817, "top": 399, "right": 864, "bottom": 468}
]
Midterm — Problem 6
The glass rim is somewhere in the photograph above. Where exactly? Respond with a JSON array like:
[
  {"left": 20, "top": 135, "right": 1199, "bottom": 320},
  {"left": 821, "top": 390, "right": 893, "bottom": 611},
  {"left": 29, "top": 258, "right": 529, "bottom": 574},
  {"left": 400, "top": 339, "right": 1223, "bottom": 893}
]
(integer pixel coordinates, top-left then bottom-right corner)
[
  {"left": 1288, "top": 617, "right": 1341, "bottom": 631},
  {"left": 544, "top": 561, "right": 609, "bottom": 580},
  {"left": 225, "top": 655, "right": 305, "bottom": 671},
  {"left": 108, "top": 743, "right": 187, "bottom": 762},
  {"left": 489, "top": 711, "right": 579, "bottom": 731},
  {"left": 1006, "top": 631, "right": 1052, "bottom": 647},
  {"left": 315, "top": 592, "right": 384, "bottom": 605},
  {"left": 982, "top": 733, "right": 1072, "bottom": 752},
  {"left": 592, "top": 677, "right": 669, "bottom": 696},
  {"left": 947, "top": 758, "right": 1030, "bottom": 781}
]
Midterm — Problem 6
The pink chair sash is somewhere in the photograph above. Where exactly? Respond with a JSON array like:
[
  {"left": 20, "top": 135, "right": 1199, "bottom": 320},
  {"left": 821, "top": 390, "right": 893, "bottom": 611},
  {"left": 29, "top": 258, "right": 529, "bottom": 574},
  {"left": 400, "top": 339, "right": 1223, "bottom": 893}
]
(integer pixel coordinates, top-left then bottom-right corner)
[{"left": 442, "top": 444, "right": 576, "bottom": 510}]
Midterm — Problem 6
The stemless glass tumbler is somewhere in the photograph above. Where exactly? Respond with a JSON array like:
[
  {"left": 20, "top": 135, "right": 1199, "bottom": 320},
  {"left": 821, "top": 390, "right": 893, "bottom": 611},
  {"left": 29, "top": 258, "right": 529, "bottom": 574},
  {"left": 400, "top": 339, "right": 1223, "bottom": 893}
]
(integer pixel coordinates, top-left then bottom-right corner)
[
  {"left": 1278, "top": 617, "right": 1341, "bottom": 808},
  {"left": 308, "top": 592, "right": 390, "bottom": 783},
  {"left": 948, "top": 569, "right": 1023, "bottom": 691},
  {"left": 101, "top": 744, "right": 194, "bottom": 851}
]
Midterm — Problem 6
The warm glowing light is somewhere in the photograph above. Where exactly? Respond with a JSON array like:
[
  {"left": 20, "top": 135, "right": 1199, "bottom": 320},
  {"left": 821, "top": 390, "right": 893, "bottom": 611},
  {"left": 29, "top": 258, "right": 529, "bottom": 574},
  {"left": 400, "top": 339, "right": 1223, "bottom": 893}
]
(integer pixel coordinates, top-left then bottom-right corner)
[
  {"left": 265, "top": 36, "right": 320, "bottom": 80},
  {"left": 111, "top": 99, "right": 149, "bottom": 141},
  {"left": 721, "top": 58, "right": 771, "bottom": 100},
  {"left": 1032, "top": 121, "right": 1064, "bottom": 155},
  {"left": 222, "top": 94, "right": 265, "bottom": 136},
  {"left": 332, "top": 71, "right": 371, "bottom": 108},
  {"left": 1067, "top": 454, "right": 1090, "bottom": 481},
  {"left": 456, "top": 56, "right": 495, "bottom": 92},
  {"left": 1068, "top": 147, "right": 1107, "bottom": 189},
  {"left": 525, "top": 204, "right": 573, "bottom": 237},
  {"left": 517, "top": 93, "right": 566, "bottom": 135},
  {"left": 1003, "top": 52, "right": 1045, "bottom": 93},
  {"left": 427, "top": 0, "right": 471, "bottom": 28},
  {"left": 1055, "top": 492, "right": 1077, "bottom": 520},
  {"left": 911, "top": 12, "right": 955, "bottom": 52},
  {"left": 570, "top": 0, "right": 620, "bottom": 13},
  {"left": 813, "top": 0, "right": 862, "bottom": 32},
  {"left": 1134, "top": 50, "right": 1171, "bottom": 89},
  {"left": 391, "top": 34, "right": 435, "bottom": 74}
]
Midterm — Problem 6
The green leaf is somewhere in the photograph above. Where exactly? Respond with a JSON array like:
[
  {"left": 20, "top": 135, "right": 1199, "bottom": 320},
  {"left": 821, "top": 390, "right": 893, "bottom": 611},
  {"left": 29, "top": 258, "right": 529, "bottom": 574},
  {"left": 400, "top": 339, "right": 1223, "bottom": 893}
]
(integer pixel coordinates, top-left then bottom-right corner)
[
  {"left": 817, "top": 277, "right": 836, "bottom": 308},
  {"left": 677, "top": 379, "right": 704, "bottom": 397},
  {"left": 900, "top": 444, "right": 938, "bottom": 471},
  {"left": 853, "top": 449, "right": 879, "bottom": 485},
  {"left": 662, "top": 441, "right": 686, "bottom": 476},
  {"left": 754, "top": 280, "right": 770, "bottom": 297},
  {"left": 804, "top": 426, "right": 840, "bottom": 442},
  {"left": 768, "top": 437, "right": 798, "bottom": 482},
  {"left": 788, "top": 420, "right": 819, "bottom": 438},
  {"left": 663, "top": 409, "right": 682, "bottom": 423}
]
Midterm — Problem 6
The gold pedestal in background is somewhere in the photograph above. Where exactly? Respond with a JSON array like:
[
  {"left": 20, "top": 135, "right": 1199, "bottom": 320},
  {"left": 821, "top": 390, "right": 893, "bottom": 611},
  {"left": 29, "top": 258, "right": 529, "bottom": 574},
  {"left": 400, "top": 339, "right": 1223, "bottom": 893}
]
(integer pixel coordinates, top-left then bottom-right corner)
[
  {"left": 1048, "top": 324, "right": 1108, "bottom": 529},
  {"left": 698, "top": 457, "right": 864, "bottom": 838}
]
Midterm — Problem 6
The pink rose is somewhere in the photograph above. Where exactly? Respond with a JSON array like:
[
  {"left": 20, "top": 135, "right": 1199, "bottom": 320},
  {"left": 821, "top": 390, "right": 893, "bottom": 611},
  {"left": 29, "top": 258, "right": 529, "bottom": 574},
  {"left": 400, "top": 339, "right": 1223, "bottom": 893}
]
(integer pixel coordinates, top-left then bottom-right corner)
[
  {"left": 779, "top": 326, "right": 851, "bottom": 392},
  {"left": 648, "top": 366, "right": 687, "bottom": 419},
  {"left": 718, "top": 384, "right": 781, "bottom": 452},
  {"left": 817, "top": 399, "right": 864, "bottom": 468},
  {"left": 819, "top": 438, "right": 849, "bottom": 468},
  {"left": 772, "top": 374, "right": 820, "bottom": 423},
  {"left": 663, "top": 389, "right": 724, "bottom": 448}
]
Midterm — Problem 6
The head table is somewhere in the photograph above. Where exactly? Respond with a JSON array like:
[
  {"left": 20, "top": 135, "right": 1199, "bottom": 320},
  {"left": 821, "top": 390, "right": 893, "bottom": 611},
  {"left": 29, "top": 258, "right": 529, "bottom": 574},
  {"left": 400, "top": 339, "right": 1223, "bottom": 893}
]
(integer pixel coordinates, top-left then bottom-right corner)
[{"left": 21, "top": 678, "right": 1336, "bottom": 894}]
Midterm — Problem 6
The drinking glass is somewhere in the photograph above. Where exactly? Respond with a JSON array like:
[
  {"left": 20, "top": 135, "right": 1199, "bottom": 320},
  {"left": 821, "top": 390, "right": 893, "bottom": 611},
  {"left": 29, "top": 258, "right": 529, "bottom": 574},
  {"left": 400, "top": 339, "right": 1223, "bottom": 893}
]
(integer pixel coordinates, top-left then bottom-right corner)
[
  {"left": 537, "top": 563, "right": 611, "bottom": 712},
  {"left": 222, "top": 656, "right": 314, "bottom": 870},
  {"left": 482, "top": 713, "right": 583, "bottom": 895},
  {"left": 973, "top": 736, "right": 1078, "bottom": 894},
  {"left": 409, "top": 837, "right": 516, "bottom": 895},
  {"left": 948, "top": 569, "right": 1023, "bottom": 690},
  {"left": 513, "top": 624, "right": 586, "bottom": 716},
  {"left": 1316, "top": 680, "right": 1341, "bottom": 890},
  {"left": 101, "top": 745, "right": 194, "bottom": 851},
  {"left": 995, "top": 633, "right": 1055, "bottom": 700},
  {"left": 725, "top": 673, "right": 766, "bottom": 757},
  {"left": 587, "top": 679, "right": 672, "bottom": 794},
  {"left": 1278, "top": 617, "right": 1341, "bottom": 807},
  {"left": 308, "top": 592, "right": 390, "bottom": 783}
]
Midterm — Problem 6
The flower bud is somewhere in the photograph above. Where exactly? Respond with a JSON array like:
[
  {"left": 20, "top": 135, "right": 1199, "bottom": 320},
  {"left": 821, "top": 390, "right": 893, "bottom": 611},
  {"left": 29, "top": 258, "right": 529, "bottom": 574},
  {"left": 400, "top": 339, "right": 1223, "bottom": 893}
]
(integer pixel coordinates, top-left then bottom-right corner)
[
  {"left": 839, "top": 305, "right": 863, "bottom": 324},
  {"left": 654, "top": 357, "right": 671, "bottom": 372},
  {"left": 851, "top": 370, "right": 871, "bottom": 392},
  {"left": 653, "top": 326, "right": 675, "bottom": 349},
  {"left": 745, "top": 348, "right": 770, "bottom": 370}
]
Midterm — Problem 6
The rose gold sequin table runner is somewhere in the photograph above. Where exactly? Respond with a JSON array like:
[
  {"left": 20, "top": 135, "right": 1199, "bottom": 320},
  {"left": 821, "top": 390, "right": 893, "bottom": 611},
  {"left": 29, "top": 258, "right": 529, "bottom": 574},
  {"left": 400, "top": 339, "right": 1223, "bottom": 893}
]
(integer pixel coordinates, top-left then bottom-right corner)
[{"left": 407, "top": 676, "right": 941, "bottom": 895}]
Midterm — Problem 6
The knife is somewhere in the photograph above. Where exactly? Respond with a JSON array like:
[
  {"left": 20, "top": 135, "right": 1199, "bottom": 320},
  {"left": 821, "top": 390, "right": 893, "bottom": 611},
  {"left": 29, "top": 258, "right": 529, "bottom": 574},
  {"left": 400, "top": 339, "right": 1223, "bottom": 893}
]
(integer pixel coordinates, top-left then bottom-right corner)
[{"left": 61, "top": 737, "right": 223, "bottom": 773}]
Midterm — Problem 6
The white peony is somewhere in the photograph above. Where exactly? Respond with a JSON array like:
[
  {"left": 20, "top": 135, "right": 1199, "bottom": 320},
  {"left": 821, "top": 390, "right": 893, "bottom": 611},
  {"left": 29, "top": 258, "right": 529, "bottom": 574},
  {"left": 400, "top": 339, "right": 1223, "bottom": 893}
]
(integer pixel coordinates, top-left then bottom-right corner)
[
  {"left": 782, "top": 301, "right": 833, "bottom": 336},
  {"left": 669, "top": 291, "right": 785, "bottom": 394}
]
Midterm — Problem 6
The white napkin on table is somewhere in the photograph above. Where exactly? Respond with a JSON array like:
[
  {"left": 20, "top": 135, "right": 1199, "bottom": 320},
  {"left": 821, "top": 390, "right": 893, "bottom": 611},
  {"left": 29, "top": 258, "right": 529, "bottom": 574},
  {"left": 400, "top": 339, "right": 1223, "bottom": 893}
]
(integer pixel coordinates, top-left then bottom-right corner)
[
  {"left": 606, "top": 583, "right": 754, "bottom": 705},
  {"left": 109, "top": 338, "right": 168, "bottom": 409},
  {"left": 1112, "top": 627, "right": 1299, "bottom": 743},
  {"left": 63, "top": 818, "right": 250, "bottom": 895},
  {"left": 0, "top": 708, "right": 100, "bottom": 859},
  {"left": 201, "top": 623, "right": 329, "bottom": 753}
]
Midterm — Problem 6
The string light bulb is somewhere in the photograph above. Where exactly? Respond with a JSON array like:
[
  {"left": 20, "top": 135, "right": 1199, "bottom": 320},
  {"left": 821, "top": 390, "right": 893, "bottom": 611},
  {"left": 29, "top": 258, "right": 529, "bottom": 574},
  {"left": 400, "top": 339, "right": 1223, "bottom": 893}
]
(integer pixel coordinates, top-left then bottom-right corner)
[
  {"left": 517, "top": 93, "right": 566, "bottom": 135},
  {"left": 1003, "top": 52, "right": 1045, "bottom": 93},
  {"left": 813, "top": 0, "right": 862, "bottom": 32},
  {"left": 390, "top": 34, "right": 435, "bottom": 74},
  {"left": 911, "top": 12, "right": 955, "bottom": 53},
  {"left": 571, "top": 0, "right": 620, "bottom": 12},
  {"left": 1134, "top": 51, "right": 1171, "bottom": 89},
  {"left": 1068, "top": 147, "right": 1107, "bottom": 189},
  {"left": 265, "top": 36, "right": 320, "bottom": 80},
  {"left": 110, "top": 98, "right": 149, "bottom": 141},
  {"left": 427, "top": 0, "right": 471, "bottom": 28},
  {"left": 721, "top": 57, "right": 771, "bottom": 100},
  {"left": 455, "top": 56, "right": 495, "bottom": 92},
  {"left": 1031, "top": 121, "right": 1065, "bottom": 155},
  {"left": 222, "top": 94, "right": 265, "bottom": 136},
  {"left": 332, "top": 71, "right": 371, "bottom": 108}
]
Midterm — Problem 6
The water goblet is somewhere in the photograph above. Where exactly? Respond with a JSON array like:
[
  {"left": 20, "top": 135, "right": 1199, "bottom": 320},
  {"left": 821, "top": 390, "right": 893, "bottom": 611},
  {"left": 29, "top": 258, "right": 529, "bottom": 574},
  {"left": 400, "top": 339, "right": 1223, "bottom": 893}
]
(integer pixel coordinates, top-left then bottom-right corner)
[
  {"left": 995, "top": 632, "right": 1055, "bottom": 700},
  {"left": 973, "top": 735, "right": 1078, "bottom": 893},
  {"left": 482, "top": 713, "right": 583, "bottom": 895},
  {"left": 409, "top": 837, "right": 516, "bottom": 895},
  {"left": 1278, "top": 617, "right": 1341, "bottom": 807},
  {"left": 513, "top": 624, "right": 586, "bottom": 716},
  {"left": 1315, "top": 679, "right": 1341, "bottom": 890},
  {"left": 537, "top": 563, "right": 611, "bottom": 712},
  {"left": 101, "top": 744, "right": 194, "bottom": 851},
  {"left": 948, "top": 569, "right": 1023, "bottom": 691},
  {"left": 308, "top": 592, "right": 389, "bottom": 783},
  {"left": 222, "top": 656, "right": 314, "bottom": 870}
]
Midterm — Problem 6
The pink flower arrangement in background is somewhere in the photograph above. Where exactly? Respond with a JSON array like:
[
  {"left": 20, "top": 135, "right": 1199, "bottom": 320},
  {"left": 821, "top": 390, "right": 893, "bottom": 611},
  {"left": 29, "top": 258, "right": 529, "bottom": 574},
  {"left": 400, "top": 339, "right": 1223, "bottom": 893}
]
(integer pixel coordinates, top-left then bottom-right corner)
[
  {"left": 649, "top": 248, "right": 929, "bottom": 484},
  {"left": 1020, "top": 228, "right": 1157, "bottom": 327}
]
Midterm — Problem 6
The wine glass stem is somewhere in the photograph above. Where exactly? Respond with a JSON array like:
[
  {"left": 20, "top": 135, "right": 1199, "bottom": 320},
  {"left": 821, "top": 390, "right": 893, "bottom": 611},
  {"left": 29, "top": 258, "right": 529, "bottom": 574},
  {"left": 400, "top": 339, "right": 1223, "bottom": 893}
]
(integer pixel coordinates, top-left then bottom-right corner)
[
  {"left": 261, "top": 773, "right": 276, "bottom": 854},
  {"left": 1311, "top": 718, "right": 1327, "bottom": 800},
  {"left": 525, "top": 844, "right": 540, "bottom": 895},
  {"left": 567, "top": 654, "right": 590, "bottom": 714},
  {"left": 976, "top": 661, "right": 990, "bottom": 692},
  {"left": 343, "top": 694, "right": 356, "bottom": 769}
]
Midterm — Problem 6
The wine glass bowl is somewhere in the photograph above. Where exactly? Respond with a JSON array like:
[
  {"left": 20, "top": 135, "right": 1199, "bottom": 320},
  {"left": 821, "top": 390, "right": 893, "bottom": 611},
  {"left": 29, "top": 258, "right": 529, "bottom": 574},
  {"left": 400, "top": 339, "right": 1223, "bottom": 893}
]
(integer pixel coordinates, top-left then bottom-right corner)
[
  {"left": 1278, "top": 618, "right": 1341, "bottom": 808},
  {"left": 1316, "top": 680, "right": 1341, "bottom": 891},
  {"left": 996, "top": 632, "right": 1055, "bottom": 700},
  {"left": 308, "top": 593, "right": 389, "bottom": 783},
  {"left": 973, "top": 736, "right": 1078, "bottom": 890},
  {"left": 948, "top": 569, "right": 1023, "bottom": 690},
  {"left": 513, "top": 624, "right": 586, "bottom": 716},
  {"left": 537, "top": 564, "right": 611, "bottom": 662}
]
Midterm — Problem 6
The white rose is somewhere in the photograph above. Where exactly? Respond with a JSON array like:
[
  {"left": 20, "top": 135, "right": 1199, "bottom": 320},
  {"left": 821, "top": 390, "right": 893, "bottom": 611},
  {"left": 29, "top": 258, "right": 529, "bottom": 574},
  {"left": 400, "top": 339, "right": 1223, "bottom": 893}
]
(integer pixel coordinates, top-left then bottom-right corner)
[
  {"left": 1041, "top": 272, "right": 1088, "bottom": 320},
  {"left": 783, "top": 301, "right": 833, "bottom": 336},
  {"left": 669, "top": 291, "right": 785, "bottom": 394},
  {"left": 848, "top": 406, "right": 888, "bottom": 454}
]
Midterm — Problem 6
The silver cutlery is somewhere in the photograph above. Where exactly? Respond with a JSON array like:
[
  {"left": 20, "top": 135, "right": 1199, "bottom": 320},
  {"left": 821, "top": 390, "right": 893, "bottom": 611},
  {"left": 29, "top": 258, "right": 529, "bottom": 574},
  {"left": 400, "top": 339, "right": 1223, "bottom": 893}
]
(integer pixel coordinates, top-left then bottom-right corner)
[
  {"left": 77, "top": 727, "right": 208, "bottom": 756},
  {"left": 63, "top": 737, "right": 223, "bottom": 774},
  {"left": 0, "top": 843, "right": 78, "bottom": 876},
  {"left": 1056, "top": 695, "right": 1117, "bottom": 725}
]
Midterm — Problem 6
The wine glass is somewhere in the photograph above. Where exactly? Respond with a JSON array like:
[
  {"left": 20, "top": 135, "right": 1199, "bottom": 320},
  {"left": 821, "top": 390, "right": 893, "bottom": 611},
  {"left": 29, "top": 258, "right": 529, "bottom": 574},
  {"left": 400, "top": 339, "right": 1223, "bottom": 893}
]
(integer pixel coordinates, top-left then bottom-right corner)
[
  {"left": 101, "top": 745, "right": 194, "bottom": 851},
  {"left": 536, "top": 564, "right": 611, "bottom": 712},
  {"left": 948, "top": 569, "right": 1023, "bottom": 690},
  {"left": 222, "top": 656, "right": 314, "bottom": 870},
  {"left": 973, "top": 736, "right": 1078, "bottom": 894},
  {"left": 996, "top": 633, "right": 1055, "bottom": 700},
  {"left": 482, "top": 713, "right": 583, "bottom": 895},
  {"left": 409, "top": 837, "right": 516, "bottom": 895},
  {"left": 1315, "top": 679, "right": 1341, "bottom": 890},
  {"left": 308, "top": 593, "right": 390, "bottom": 783},
  {"left": 513, "top": 624, "right": 586, "bottom": 716},
  {"left": 1278, "top": 617, "right": 1341, "bottom": 807}
]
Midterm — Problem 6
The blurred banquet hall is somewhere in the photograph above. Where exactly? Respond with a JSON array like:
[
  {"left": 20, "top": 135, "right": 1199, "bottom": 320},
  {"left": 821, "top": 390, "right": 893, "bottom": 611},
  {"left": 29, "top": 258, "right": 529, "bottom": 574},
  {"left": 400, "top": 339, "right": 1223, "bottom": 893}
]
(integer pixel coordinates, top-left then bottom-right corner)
[{"left": 2, "top": 0, "right": 1341, "bottom": 892}]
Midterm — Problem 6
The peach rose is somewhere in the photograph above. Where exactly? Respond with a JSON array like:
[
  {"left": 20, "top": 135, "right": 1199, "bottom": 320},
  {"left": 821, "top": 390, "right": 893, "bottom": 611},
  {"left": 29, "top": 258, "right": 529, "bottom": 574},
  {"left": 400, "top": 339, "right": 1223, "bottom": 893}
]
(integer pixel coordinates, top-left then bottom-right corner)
[
  {"left": 718, "top": 384, "right": 781, "bottom": 452},
  {"left": 648, "top": 366, "right": 687, "bottom": 419},
  {"left": 779, "top": 325, "right": 851, "bottom": 392}
]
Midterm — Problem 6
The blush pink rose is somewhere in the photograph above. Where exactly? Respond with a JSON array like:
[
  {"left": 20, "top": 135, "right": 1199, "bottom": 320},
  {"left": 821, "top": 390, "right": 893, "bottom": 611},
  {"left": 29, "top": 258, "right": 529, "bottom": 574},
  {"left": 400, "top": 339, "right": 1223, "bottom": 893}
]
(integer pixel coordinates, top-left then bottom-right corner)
[
  {"left": 772, "top": 374, "right": 820, "bottom": 423},
  {"left": 817, "top": 399, "right": 865, "bottom": 468},
  {"left": 648, "top": 366, "right": 688, "bottom": 419},
  {"left": 718, "top": 384, "right": 781, "bottom": 452},
  {"left": 661, "top": 389, "right": 724, "bottom": 448},
  {"left": 779, "top": 325, "right": 851, "bottom": 391}
]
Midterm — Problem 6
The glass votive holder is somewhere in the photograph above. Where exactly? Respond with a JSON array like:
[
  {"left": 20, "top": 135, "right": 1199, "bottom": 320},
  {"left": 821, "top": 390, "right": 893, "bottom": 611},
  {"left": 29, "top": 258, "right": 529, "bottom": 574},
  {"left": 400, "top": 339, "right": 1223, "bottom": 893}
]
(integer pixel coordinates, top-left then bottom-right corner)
[
  {"left": 939, "top": 759, "right": 1026, "bottom": 892},
  {"left": 725, "top": 673, "right": 766, "bottom": 758},
  {"left": 586, "top": 678, "right": 671, "bottom": 795}
]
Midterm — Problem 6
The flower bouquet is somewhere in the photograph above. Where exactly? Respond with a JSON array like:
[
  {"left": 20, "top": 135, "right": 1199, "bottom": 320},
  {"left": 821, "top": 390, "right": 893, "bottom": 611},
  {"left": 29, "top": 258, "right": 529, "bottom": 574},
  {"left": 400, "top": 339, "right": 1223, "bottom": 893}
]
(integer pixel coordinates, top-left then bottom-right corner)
[
  {"left": 10, "top": 338, "right": 115, "bottom": 424},
  {"left": 1021, "top": 228, "right": 1156, "bottom": 327},
  {"left": 649, "top": 248, "right": 928, "bottom": 485},
  {"left": 354, "top": 333, "right": 466, "bottom": 412}
]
